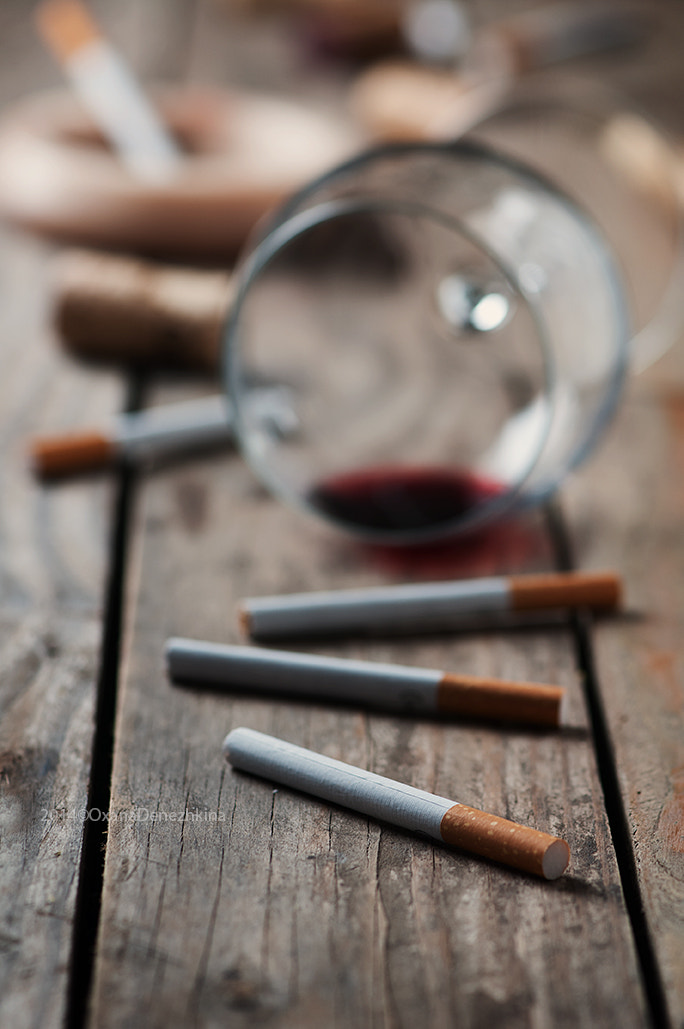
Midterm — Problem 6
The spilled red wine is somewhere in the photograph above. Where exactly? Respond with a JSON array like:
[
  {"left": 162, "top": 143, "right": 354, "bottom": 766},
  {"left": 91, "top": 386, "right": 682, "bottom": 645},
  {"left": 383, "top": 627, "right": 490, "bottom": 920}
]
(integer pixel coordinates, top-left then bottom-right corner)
[{"left": 308, "top": 465, "right": 504, "bottom": 534}]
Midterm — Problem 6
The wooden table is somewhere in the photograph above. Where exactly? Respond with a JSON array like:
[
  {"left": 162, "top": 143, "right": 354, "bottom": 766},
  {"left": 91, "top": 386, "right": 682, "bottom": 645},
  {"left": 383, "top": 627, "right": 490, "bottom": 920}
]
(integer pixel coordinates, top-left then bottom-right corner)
[{"left": 0, "top": 2, "right": 682, "bottom": 1027}]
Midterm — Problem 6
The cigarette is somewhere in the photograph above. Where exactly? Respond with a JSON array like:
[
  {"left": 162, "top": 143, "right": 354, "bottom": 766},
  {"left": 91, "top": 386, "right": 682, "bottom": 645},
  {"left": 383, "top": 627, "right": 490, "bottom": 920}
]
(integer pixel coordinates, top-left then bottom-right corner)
[
  {"left": 29, "top": 390, "right": 296, "bottom": 479},
  {"left": 35, "top": 0, "right": 181, "bottom": 181},
  {"left": 167, "top": 638, "right": 566, "bottom": 727},
  {"left": 223, "top": 727, "right": 570, "bottom": 879},
  {"left": 240, "top": 571, "right": 621, "bottom": 639}
]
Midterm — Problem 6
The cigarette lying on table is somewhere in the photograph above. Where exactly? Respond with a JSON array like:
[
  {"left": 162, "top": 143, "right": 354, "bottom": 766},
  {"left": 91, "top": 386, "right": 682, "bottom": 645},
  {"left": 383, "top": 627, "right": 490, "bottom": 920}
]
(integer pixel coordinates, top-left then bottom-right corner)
[
  {"left": 167, "top": 638, "right": 566, "bottom": 727},
  {"left": 223, "top": 727, "right": 570, "bottom": 879},
  {"left": 240, "top": 570, "right": 622, "bottom": 639},
  {"left": 29, "top": 390, "right": 296, "bottom": 479},
  {"left": 36, "top": 0, "right": 181, "bottom": 181}
]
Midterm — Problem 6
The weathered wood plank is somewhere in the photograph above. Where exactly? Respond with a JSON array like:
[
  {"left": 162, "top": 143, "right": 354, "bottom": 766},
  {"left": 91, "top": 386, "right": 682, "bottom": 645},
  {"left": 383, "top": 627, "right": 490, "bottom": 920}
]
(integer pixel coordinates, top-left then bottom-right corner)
[
  {"left": 0, "top": 0, "right": 197, "bottom": 1023},
  {"left": 563, "top": 358, "right": 684, "bottom": 1028},
  {"left": 25, "top": 1, "right": 681, "bottom": 1024},
  {"left": 0, "top": 224, "right": 123, "bottom": 1029},
  {"left": 532, "top": 29, "right": 684, "bottom": 1029},
  {"left": 90, "top": 376, "right": 647, "bottom": 1026},
  {"left": 86, "top": 2, "right": 680, "bottom": 1017},
  {"left": 0, "top": 8, "right": 127, "bottom": 1022}
]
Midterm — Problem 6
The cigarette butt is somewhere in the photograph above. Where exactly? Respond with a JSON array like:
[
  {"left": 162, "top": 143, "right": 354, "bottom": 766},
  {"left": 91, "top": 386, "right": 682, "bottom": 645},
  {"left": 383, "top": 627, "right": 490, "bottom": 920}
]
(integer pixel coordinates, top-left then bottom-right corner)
[
  {"left": 223, "top": 727, "right": 570, "bottom": 879},
  {"left": 166, "top": 638, "right": 566, "bottom": 727},
  {"left": 30, "top": 430, "right": 115, "bottom": 478},
  {"left": 509, "top": 571, "right": 621, "bottom": 612},
  {"left": 439, "top": 804, "right": 570, "bottom": 879}
]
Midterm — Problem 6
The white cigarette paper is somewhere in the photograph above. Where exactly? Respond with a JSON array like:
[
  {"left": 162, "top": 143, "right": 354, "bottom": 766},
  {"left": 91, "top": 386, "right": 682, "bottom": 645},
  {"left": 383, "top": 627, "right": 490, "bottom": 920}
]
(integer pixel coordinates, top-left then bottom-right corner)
[
  {"left": 114, "top": 395, "right": 234, "bottom": 458},
  {"left": 65, "top": 41, "right": 181, "bottom": 181},
  {"left": 223, "top": 727, "right": 570, "bottom": 879},
  {"left": 167, "top": 638, "right": 566, "bottom": 726},
  {"left": 114, "top": 389, "right": 295, "bottom": 459},
  {"left": 114, "top": 390, "right": 295, "bottom": 459}
]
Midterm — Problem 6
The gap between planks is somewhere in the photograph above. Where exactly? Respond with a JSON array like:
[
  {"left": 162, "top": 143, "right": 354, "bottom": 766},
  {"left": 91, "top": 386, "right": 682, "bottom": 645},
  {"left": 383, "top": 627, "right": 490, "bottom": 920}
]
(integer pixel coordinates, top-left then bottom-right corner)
[
  {"left": 545, "top": 500, "right": 671, "bottom": 1029},
  {"left": 63, "top": 378, "right": 145, "bottom": 1029}
]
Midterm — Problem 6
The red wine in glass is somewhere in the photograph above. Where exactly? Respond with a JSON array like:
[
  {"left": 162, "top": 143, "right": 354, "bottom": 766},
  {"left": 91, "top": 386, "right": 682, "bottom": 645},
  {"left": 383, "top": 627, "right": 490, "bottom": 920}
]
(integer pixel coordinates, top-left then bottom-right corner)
[{"left": 308, "top": 465, "right": 504, "bottom": 534}]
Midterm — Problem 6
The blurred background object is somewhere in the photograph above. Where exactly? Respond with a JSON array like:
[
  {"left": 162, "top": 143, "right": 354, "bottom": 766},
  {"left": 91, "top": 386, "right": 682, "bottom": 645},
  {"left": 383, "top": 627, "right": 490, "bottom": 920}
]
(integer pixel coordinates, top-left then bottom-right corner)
[
  {"left": 0, "top": 84, "right": 360, "bottom": 257},
  {"left": 49, "top": 249, "right": 232, "bottom": 371},
  {"left": 351, "top": 2, "right": 653, "bottom": 140}
]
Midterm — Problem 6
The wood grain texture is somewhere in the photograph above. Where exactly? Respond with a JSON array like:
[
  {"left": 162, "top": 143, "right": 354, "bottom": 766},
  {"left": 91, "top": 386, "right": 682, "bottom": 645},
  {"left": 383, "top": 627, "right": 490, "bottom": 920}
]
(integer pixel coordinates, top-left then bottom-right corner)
[
  {"left": 0, "top": 11, "right": 119, "bottom": 1017},
  {"left": 558, "top": 20, "right": 684, "bottom": 1025},
  {"left": 563, "top": 367, "right": 684, "bottom": 1028},
  {"left": 0, "top": 615, "right": 103, "bottom": 1029},
  {"left": 0, "top": 0, "right": 184, "bottom": 1024},
  {"left": 87, "top": 11, "right": 684, "bottom": 1019},
  {"left": 0, "top": 224, "right": 123, "bottom": 1029},
  {"left": 90, "top": 381, "right": 646, "bottom": 1027},
  {"left": 2, "top": 0, "right": 682, "bottom": 1025}
]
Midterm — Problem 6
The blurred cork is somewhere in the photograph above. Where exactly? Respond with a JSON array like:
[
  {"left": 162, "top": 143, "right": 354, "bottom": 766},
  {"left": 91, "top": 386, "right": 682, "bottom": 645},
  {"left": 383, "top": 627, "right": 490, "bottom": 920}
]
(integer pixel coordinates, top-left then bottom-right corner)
[{"left": 51, "top": 249, "right": 233, "bottom": 372}]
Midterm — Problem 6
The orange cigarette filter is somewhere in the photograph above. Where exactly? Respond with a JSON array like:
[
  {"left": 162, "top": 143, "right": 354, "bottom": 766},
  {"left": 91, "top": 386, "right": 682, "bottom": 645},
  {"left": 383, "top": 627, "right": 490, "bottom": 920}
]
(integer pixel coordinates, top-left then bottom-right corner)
[
  {"left": 30, "top": 431, "right": 115, "bottom": 479},
  {"left": 436, "top": 674, "right": 563, "bottom": 727},
  {"left": 35, "top": 0, "right": 99, "bottom": 63},
  {"left": 509, "top": 571, "right": 621, "bottom": 611},
  {"left": 439, "top": 804, "right": 570, "bottom": 879}
]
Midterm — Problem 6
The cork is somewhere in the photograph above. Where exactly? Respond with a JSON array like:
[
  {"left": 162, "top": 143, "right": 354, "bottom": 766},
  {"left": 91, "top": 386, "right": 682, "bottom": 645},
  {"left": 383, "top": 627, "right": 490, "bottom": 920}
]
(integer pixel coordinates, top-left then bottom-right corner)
[
  {"left": 30, "top": 430, "right": 116, "bottom": 478},
  {"left": 437, "top": 673, "right": 563, "bottom": 727},
  {"left": 51, "top": 250, "right": 233, "bottom": 372},
  {"left": 440, "top": 804, "right": 570, "bottom": 879},
  {"left": 509, "top": 571, "right": 621, "bottom": 612},
  {"left": 349, "top": 62, "right": 469, "bottom": 142}
]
